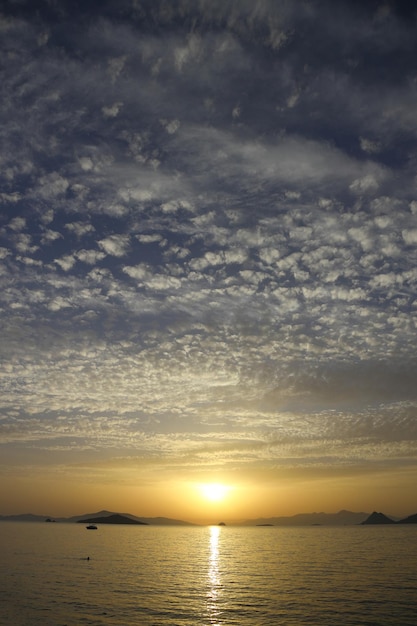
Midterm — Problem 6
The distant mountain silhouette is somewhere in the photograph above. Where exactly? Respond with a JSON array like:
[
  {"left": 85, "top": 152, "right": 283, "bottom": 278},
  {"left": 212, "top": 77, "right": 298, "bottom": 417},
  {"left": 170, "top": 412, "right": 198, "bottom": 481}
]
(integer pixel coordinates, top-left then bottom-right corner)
[
  {"left": 0, "top": 510, "right": 195, "bottom": 525},
  {"left": 2, "top": 508, "right": 417, "bottom": 526},
  {"left": 66, "top": 509, "right": 114, "bottom": 523},
  {"left": 67, "top": 510, "right": 195, "bottom": 526},
  {"left": 77, "top": 514, "right": 148, "bottom": 525},
  {"left": 141, "top": 516, "right": 195, "bottom": 526},
  {"left": 397, "top": 513, "right": 417, "bottom": 524},
  {"left": 242, "top": 510, "right": 370, "bottom": 526},
  {"left": 361, "top": 511, "right": 395, "bottom": 524},
  {"left": 0, "top": 513, "right": 50, "bottom": 522}
]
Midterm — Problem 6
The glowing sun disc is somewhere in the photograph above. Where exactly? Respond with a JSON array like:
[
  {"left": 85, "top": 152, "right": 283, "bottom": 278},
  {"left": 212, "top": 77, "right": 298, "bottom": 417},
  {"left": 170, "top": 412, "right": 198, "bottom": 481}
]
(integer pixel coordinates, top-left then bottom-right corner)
[{"left": 200, "top": 483, "right": 230, "bottom": 502}]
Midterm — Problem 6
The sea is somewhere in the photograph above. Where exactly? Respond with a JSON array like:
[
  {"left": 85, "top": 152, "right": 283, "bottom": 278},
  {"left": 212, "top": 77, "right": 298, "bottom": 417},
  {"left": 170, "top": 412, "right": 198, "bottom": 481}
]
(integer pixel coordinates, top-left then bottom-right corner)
[{"left": 0, "top": 522, "right": 416, "bottom": 626}]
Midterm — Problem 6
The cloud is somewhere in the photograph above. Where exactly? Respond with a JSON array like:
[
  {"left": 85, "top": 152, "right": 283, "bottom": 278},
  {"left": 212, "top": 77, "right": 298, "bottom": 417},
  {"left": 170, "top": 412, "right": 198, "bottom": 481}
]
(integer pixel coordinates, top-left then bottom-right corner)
[
  {"left": 1, "top": 0, "right": 417, "bottom": 506},
  {"left": 107, "top": 55, "right": 127, "bottom": 83},
  {"left": 98, "top": 235, "right": 130, "bottom": 257},
  {"left": 55, "top": 255, "right": 76, "bottom": 271},
  {"left": 65, "top": 222, "right": 95, "bottom": 237},
  {"left": 160, "top": 118, "right": 181, "bottom": 134},
  {"left": 102, "top": 102, "right": 123, "bottom": 118},
  {"left": 0, "top": 192, "right": 21, "bottom": 203},
  {"left": 360, "top": 137, "right": 382, "bottom": 154},
  {"left": 37, "top": 173, "right": 69, "bottom": 198},
  {"left": 41, "top": 229, "right": 62, "bottom": 245},
  {"left": 76, "top": 249, "right": 106, "bottom": 264},
  {"left": 8, "top": 217, "right": 26, "bottom": 232},
  {"left": 402, "top": 229, "right": 417, "bottom": 245},
  {"left": 350, "top": 174, "right": 380, "bottom": 194}
]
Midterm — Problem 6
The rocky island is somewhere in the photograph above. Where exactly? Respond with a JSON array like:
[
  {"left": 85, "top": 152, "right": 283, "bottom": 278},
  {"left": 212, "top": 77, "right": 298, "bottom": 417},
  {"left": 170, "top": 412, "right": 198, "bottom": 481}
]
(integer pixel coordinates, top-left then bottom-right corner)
[
  {"left": 361, "top": 511, "right": 395, "bottom": 525},
  {"left": 361, "top": 511, "right": 417, "bottom": 525}
]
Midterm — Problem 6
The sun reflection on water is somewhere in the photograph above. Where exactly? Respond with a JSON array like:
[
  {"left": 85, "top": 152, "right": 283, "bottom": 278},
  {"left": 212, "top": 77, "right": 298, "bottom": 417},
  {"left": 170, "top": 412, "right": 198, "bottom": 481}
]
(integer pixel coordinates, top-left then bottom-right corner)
[{"left": 207, "top": 525, "right": 222, "bottom": 624}]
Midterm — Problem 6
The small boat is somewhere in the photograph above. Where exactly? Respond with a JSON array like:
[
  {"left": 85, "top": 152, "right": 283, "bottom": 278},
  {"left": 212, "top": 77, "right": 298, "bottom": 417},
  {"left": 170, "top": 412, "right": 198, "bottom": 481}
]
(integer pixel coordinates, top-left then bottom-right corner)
[{"left": 86, "top": 524, "right": 98, "bottom": 530}]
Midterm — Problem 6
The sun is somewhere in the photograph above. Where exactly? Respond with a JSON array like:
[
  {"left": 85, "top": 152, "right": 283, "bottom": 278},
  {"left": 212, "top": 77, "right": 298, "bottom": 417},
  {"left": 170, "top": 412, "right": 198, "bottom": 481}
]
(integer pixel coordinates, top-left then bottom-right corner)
[{"left": 200, "top": 483, "right": 230, "bottom": 502}]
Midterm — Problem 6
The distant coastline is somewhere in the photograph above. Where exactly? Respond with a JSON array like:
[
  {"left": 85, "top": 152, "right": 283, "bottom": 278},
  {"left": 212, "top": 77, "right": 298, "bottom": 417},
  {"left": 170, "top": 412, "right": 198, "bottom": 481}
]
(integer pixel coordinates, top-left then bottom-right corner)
[
  {"left": 1, "top": 509, "right": 417, "bottom": 526},
  {"left": 0, "top": 510, "right": 196, "bottom": 526}
]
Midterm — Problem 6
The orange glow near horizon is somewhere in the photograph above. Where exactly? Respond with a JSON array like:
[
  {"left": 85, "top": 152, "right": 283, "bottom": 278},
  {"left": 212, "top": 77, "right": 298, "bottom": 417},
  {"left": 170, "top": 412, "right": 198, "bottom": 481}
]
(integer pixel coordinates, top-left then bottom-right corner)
[{"left": 2, "top": 468, "right": 417, "bottom": 523}]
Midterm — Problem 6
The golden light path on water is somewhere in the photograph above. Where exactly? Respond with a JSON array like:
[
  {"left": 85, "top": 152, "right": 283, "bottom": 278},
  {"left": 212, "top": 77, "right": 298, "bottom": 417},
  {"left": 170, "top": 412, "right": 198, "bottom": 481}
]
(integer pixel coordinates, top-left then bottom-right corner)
[{"left": 207, "top": 525, "right": 221, "bottom": 624}]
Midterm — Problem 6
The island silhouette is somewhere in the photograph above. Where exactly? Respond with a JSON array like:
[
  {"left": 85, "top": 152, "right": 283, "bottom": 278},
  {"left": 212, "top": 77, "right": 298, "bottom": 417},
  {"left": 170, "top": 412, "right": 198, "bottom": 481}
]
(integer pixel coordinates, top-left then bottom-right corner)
[
  {"left": 1, "top": 509, "right": 417, "bottom": 526},
  {"left": 77, "top": 514, "right": 148, "bottom": 525},
  {"left": 361, "top": 511, "right": 417, "bottom": 525}
]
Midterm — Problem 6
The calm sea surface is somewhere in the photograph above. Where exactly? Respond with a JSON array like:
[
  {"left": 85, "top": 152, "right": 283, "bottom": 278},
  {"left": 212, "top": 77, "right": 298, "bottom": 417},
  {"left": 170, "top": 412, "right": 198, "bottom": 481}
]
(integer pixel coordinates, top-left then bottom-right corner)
[{"left": 0, "top": 522, "right": 416, "bottom": 625}]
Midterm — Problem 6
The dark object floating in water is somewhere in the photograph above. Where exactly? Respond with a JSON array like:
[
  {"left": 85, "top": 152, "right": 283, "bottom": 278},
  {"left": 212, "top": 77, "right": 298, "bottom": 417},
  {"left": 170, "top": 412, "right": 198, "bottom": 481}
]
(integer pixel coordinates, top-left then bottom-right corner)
[
  {"left": 218, "top": 522, "right": 226, "bottom": 526},
  {"left": 86, "top": 525, "right": 98, "bottom": 530}
]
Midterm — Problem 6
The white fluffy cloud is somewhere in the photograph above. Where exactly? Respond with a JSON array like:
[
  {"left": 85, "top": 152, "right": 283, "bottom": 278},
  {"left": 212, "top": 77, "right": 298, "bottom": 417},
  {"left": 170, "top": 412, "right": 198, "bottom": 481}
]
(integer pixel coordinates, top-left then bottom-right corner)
[{"left": 98, "top": 235, "right": 130, "bottom": 257}]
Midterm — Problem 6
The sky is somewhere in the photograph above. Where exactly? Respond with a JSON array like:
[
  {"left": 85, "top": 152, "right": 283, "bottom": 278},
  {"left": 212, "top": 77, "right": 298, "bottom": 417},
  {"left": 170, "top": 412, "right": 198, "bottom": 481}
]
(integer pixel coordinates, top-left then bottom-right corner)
[{"left": 1, "top": 0, "right": 417, "bottom": 523}]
